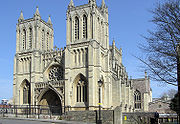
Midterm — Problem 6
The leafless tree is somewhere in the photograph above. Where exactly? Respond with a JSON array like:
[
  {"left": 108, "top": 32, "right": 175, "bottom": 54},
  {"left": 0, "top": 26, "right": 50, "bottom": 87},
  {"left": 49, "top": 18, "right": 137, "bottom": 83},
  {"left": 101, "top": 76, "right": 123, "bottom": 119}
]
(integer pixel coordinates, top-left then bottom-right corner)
[
  {"left": 137, "top": 0, "right": 180, "bottom": 120},
  {"left": 139, "top": 0, "right": 180, "bottom": 86},
  {"left": 160, "top": 89, "right": 177, "bottom": 99}
]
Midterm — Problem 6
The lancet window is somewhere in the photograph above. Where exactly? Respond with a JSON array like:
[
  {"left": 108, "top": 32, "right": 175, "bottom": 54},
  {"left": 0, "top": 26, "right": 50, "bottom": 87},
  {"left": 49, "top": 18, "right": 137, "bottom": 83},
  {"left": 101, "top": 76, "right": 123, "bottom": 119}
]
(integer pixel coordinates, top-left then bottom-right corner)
[
  {"left": 75, "top": 17, "right": 79, "bottom": 40},
  {"left": 83, "top": 15, "right": 87, "bottom": 39},
  {"left": 76, "top": 75, "right": 87, "bottom": 103},
  {"left": 22, "top": 29, "right": 26, "bottom": 50},
  {"left": 29, "top": 28, "right": 32, "bottom": 49},
  {"left": 41, "top": 30, "right": 45, "bottom": 50},
  {"left": 47, "top": 32, "right": 49, "bottom": 50}
]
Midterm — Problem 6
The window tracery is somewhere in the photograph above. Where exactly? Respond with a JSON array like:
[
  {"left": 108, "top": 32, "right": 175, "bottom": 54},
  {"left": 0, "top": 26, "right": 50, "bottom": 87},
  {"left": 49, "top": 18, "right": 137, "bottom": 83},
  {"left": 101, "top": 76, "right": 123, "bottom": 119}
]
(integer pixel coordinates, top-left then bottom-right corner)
[
  {"left": 75, "top": 74, "right": 88, "bottom": 103},
  {"left": 134, "top": 90, "right": 141, "bottom": 109},
  {"left": 76, "top": 79, "right": 87, "bottom": 102},
  {"left": 49, "top": 66, "right": 63, "bottom": 81}
]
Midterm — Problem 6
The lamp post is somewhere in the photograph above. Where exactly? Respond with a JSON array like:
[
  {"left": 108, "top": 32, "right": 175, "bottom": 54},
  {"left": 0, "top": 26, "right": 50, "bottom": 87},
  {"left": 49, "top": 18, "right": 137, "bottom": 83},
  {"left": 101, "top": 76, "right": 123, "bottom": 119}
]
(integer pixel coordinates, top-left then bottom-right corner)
[{"left": 97, "top": 79, "right": 103, "bottom": 124}]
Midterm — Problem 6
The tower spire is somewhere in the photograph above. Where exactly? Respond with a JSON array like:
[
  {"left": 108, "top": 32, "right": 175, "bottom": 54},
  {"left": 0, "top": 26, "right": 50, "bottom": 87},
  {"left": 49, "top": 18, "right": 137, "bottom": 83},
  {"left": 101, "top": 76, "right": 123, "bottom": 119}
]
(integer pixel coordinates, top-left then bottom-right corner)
[
  {"left": 34, "top": 6, "right": 41, "bottom": 19},
  {"left": 47, "top": 15, "right": 52, "bottom": 26},
  {"left": 18, "top": 11, "right": 24, "bottom": 22},
  {"left": 68, "top": 0, "right": 74, "bottom": 8}
]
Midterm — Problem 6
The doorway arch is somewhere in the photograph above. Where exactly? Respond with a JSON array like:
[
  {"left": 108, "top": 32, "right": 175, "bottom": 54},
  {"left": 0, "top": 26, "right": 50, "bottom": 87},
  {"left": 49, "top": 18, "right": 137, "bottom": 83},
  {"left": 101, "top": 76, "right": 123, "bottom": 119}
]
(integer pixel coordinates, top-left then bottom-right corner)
[{"left": 38, "top": 88, "right": 62, "bottom": 115}]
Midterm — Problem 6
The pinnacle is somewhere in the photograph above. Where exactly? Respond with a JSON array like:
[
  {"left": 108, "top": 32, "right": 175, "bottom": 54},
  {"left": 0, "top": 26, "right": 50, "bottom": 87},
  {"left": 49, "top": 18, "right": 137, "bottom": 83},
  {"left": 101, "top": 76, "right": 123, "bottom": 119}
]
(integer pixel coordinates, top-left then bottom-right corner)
[
  {"left": 18, "top": 11, "right": 24, "bottom": 22},
  {"left": 68, "top": 0, "right": 74, "bottom": 8},
  {"left": 47, "top": 15, "right": 52, "bottom": 25},
  {"left": 113, "top": 39, "right": 115, "bottom": 46},
  {"left": 101, "top": 0, "right": 106, "bottom": 8},
  {"left": 34, "top": 6, "right": 41, "bottom": 17}
]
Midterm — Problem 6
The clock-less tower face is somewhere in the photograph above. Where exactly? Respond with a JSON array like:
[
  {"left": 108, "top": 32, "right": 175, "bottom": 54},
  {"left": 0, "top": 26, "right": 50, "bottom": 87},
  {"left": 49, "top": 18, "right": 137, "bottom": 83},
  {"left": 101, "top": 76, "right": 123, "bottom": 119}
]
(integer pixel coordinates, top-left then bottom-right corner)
[{"left": 48, "top": 66, "right": 63, "bottom": 81}]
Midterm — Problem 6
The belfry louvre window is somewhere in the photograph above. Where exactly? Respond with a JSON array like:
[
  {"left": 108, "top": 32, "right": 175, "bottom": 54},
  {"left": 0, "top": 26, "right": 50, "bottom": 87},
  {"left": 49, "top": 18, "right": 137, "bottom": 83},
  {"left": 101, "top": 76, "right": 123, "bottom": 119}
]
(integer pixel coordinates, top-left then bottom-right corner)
[
  {"left": 47, "top": 32, "right": 49, "bottom": 50},
  {"left": 134, "top": 90, "right": 141, "bottom": 109},
  {"left": 22, "top": 29, "right": 26, "bottom": 50},
  {"left": 75, "top": 17, "right": 79, "bottom": 40},
  {"left": 76, "top": 79, "right": 87, "bottom": 102},
  {"left": 83, "top": 15, "right": 87, "bottom": 39},
  {"left": 29, "top": 28, "right": 32, "bottom": 49},
  {"left": 41, "top": 30, "right": 45, "bottom": 49}
]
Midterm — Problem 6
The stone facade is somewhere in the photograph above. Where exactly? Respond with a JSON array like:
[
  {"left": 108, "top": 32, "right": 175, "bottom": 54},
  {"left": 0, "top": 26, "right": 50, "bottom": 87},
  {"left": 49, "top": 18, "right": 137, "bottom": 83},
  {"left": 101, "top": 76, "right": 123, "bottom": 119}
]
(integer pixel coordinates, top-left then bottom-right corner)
[
  {"left": 13, "top": 0, "right": 152, "bottom": 113},
  {"left": 131, "top": 73, "right": 152, "bottom": 112}
]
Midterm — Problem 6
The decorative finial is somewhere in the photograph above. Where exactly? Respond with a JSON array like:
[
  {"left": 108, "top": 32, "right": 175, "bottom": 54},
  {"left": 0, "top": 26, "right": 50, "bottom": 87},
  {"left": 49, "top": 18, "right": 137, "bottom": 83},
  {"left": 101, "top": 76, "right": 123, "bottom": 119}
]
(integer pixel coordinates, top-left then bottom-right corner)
[
  {"left": 18, "top": 11, "right": 24, "bottom": 22},
  {"left": 101, "top": 0, "right": 106, "bottom": 8},
  {"left": 113, "top": 39, "right": 115, "bottom": 46},
  {"left": 68, "top": 0, "right": 74, "bottom": 8}
]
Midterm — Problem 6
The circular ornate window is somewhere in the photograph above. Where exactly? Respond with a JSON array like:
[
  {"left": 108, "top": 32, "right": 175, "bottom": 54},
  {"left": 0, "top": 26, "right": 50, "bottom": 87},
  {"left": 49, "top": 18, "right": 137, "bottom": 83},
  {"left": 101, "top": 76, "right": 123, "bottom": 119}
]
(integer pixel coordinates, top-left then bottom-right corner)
[{"left": 49, "top": 66, "right": 63, "bottom": 81}]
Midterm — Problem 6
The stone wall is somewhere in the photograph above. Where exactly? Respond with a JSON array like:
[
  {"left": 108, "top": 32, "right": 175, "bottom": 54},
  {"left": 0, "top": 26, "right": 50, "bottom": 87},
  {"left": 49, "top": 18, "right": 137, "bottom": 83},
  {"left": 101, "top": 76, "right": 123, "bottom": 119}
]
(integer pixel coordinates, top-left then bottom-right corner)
[{"left": 61, "top": 110, "right": 114, "bottom": 124}]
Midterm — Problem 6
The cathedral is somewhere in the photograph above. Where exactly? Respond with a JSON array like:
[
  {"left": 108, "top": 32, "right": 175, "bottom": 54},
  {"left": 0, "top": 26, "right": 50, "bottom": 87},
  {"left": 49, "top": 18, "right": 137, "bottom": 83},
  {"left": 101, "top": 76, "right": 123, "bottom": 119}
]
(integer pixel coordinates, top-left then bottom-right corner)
[{"left": 13, "top": 0, "right": 152, "bottom": 114}]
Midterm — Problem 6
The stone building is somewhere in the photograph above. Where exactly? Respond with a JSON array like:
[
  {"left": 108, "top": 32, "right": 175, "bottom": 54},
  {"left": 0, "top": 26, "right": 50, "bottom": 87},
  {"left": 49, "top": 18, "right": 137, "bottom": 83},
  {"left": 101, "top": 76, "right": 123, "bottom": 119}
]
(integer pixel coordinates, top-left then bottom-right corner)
[
  {"left": 13, "top": 0, "right": 152, "bottom": 113},
  {"left": 132, "top": 73, "right": 152, "bottom": 112}
]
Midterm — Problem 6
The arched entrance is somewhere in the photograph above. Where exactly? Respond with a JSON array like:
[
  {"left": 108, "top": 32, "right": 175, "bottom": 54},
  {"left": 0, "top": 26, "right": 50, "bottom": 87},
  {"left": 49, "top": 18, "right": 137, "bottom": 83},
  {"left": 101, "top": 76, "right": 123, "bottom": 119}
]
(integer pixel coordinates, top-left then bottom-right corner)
[{"left": 39, "top": 89, "right": 62, "bottom": 115}]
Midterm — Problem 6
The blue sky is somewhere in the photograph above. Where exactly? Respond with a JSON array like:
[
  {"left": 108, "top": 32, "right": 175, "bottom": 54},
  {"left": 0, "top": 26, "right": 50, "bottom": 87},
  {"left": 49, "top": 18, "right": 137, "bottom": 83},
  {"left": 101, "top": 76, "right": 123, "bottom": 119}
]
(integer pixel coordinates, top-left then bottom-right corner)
[{"left": 0, "top": 0, "right": 177, "bottom": 101}]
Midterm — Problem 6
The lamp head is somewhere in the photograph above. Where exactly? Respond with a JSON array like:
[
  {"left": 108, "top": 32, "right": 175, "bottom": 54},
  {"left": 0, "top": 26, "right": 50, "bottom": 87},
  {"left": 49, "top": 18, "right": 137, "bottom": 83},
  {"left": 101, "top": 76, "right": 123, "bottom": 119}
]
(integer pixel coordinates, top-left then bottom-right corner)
[{"left": 98, "top": 79, "right": 103, "bottom": 87}]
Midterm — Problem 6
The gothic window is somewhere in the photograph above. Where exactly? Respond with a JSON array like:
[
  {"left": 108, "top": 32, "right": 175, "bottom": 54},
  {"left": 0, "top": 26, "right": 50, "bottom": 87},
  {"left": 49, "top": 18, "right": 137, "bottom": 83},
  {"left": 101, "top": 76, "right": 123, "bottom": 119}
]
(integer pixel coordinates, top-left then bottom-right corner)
[
  {"left": 41, "top": 30, "right": 45, "bottom": 50},
  {"left": 134, "top": 90, "right": 141, "bottom": 109},
  {"left": 29, "top": 28, "right": 32, "bottom": 49},
  {"left": 23, "top": 80, "right": 30, "bottom": 104},
  {"left": 75, "top": 17, "right": 79, "bottom": 40},
  {"left": 83, "top": 15, "right": 87, "bottom": 39},
  {"left": 47, "top": 32, "right": 49, "bottom": 50},
  {"left": 75, "top": 74, "right": 87, "bottom": 103},
  {"left": 49, "top": 66, "right": 63, "bottom": 81},
  {"left": 22, "top": 29, "right": 26, "bottom": 50}
]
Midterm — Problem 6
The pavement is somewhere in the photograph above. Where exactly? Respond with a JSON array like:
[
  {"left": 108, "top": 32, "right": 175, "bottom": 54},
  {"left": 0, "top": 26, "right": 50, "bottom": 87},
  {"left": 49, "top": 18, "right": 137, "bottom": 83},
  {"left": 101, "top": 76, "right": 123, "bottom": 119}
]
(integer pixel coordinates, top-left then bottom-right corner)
[{"left": 0, "top": 117, "right": 95, "bottom": 124}]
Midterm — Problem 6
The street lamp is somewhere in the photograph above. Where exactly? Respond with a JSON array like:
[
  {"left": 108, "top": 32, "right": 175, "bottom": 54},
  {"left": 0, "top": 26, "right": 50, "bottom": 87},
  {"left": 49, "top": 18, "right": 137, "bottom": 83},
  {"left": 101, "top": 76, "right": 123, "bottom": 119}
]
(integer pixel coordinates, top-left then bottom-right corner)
[{"left": 97, "top": 79, "right": 103, "bottom": 124}]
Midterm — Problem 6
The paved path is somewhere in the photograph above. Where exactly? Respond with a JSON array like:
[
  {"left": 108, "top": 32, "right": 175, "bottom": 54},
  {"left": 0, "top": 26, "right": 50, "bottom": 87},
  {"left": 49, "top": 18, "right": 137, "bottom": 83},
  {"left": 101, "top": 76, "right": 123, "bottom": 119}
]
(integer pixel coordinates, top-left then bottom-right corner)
[
  {"left": 0, "top": 118, "right": 52, "bottom": 124},
  {"left": 0, "top": 118, "right": 94, "bottom": 124}
]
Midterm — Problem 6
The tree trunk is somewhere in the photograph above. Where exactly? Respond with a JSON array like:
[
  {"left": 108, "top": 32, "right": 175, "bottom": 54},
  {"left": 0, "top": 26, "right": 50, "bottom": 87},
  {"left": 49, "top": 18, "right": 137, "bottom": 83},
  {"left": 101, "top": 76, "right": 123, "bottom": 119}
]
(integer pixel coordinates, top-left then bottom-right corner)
[{"left": 177, "top": 45, "right": 180, "bottom": 123}]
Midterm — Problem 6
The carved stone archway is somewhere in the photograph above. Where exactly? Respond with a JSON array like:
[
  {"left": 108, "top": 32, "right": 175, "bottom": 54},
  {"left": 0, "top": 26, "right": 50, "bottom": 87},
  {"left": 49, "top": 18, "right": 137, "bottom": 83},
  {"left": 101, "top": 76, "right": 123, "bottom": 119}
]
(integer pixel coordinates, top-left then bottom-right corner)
[{"left": 35, "top": 81, "right": 65, "bottom": 115}]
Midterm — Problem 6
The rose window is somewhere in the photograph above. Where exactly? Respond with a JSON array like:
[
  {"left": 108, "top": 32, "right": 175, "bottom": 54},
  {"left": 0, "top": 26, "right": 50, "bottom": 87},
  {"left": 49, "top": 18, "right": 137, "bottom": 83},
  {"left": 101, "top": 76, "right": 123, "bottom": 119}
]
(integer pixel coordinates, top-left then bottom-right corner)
[{"left": 49, "top": 66, "right": 63, "bottom": 81}]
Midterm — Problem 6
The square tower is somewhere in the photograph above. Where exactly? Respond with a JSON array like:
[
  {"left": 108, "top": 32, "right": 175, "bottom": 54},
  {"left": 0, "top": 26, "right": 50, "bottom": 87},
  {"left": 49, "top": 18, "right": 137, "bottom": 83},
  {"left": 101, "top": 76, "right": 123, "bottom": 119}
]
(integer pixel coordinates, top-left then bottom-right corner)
[
  {"left": 65, "top": 0, "right": 112, "bottom": 110},
  {"left": 13, "top": 7, "right": 54, "bottom": 105}
]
